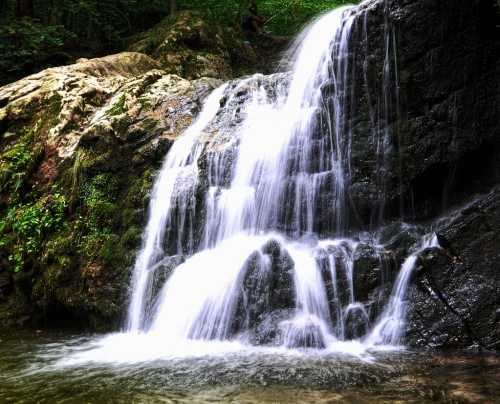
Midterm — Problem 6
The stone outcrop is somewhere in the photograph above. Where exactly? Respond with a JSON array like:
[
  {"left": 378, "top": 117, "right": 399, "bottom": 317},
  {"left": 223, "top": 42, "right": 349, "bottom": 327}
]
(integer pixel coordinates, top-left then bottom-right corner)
[
  {"left": 340, "top": 0, "right": 500, "bottom": 228},
  {"left": 0, "top": 52, "right": 220, "bottom": 329},
  {"left": 128, "top": 11, "right": 288, "bottom": 81},
  {"left": 406, "top": 187, "right": 500, "bottom": 350},
  {"left": 348, "top": 0, "right": 500, "bottom": 351}
]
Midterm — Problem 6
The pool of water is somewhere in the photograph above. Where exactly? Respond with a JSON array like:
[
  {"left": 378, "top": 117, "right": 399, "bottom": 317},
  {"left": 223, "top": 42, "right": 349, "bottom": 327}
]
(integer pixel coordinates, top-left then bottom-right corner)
[{"left": 1, "top": 331, "right": 499, "bottom": 403}]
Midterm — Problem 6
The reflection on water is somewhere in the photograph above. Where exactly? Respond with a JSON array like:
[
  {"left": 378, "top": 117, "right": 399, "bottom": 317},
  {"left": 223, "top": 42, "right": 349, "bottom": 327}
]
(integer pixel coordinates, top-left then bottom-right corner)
[{"left": 0, "top": 331, "right": 499, "bottom": 403}]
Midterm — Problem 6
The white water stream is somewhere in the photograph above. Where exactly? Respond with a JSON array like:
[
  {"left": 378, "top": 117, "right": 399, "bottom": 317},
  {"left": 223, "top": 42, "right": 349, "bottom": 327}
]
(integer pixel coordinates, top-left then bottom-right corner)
[{"left": 65, "top": 4, "right": 441, "bottom": 364}]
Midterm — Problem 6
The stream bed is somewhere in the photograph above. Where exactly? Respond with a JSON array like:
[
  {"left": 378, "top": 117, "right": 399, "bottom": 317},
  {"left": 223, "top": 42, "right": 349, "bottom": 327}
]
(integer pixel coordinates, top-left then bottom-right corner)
[{"left": 1, "top": 331, "right": 499, "bottom": 403}]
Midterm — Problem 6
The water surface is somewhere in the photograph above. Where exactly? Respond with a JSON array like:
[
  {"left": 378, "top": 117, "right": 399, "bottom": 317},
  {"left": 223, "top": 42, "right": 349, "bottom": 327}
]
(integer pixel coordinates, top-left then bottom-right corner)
[{"left": 1, "top": 331, "right": 498, "bottom": 403}]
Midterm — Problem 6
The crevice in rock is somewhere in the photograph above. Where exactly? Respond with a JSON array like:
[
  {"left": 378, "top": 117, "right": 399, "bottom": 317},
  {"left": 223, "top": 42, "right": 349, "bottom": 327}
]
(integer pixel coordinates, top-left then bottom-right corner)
[{"left": 423, "top": 266, "right": 489, "bottom": 350}]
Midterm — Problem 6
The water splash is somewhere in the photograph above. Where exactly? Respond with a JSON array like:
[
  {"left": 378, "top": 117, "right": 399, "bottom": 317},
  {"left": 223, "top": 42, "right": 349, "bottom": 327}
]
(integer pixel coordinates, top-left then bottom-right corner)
[
  {"left": 127, "top": 84, "right": 228, "bottom": 332},
  {"left": 367, "top": 233, "right": 440, "bottom": 346},
  {"left": 118, "top": 3, "right": 428, "bottom": 361}
]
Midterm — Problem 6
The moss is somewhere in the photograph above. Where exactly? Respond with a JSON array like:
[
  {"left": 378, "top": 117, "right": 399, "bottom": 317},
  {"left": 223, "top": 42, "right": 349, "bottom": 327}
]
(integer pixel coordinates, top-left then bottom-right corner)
[
  {"left": 111, "top": 114, "right": 133, "bottom": 136},
  {"left": 66, "top": 149, "right": 86, "bottom": 209},
  {"left": 61, "top": 119, "right": 79, "bottom": 135},
  {"left": 123, "top": 168, "right": 155, "bottom": 209},
  {"left": 0, "top": 129, "right": 43, "bottom": 201},
  {"left": 138, "top": 96, "right": 153, "bottom": 112},
  {"left": 121, "top": 226, "right": 143, "bottom": 248},
  {"left": 46, "top": 94, "right": 62, "bottom": 127},
  {"left": 107, "top": 94, "right": 127, "bottom": 116},
  {"left": 0, "top": 192, "right": 68, "bottom": 273},
  {"left": 100, "top": 234, "right": 122, "bottom": 267}
]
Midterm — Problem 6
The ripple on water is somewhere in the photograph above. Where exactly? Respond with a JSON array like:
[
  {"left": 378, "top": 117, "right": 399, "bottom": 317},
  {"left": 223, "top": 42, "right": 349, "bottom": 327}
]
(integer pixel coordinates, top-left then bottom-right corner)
[{"left": 1, "top": 332, "right": 499, "bottom": 403}]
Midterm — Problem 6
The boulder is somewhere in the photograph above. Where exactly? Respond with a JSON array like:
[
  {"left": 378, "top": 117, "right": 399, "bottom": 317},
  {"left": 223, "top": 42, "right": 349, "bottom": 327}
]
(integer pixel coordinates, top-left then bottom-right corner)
[
  {"left": 406, "top": 187, "right": 500, "bottom": 350},
  {"left": 0, "top": 53, "right": 220, "bottom": 329},
  {"left": 128, "top": 11, "right": 288, "bottom": 81}
]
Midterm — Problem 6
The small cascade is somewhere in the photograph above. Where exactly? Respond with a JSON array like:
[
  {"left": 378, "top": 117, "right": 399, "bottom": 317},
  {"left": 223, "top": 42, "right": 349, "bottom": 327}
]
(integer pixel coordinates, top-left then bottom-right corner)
[
  {"left": 367, "top": 233, "right": 440, "bottom": 346},
  {"left": 127, "top": 84, "right": 228, "bottom": 332},
  {"left": 122, "top": 2, "right": 436, "bottom": 355}
]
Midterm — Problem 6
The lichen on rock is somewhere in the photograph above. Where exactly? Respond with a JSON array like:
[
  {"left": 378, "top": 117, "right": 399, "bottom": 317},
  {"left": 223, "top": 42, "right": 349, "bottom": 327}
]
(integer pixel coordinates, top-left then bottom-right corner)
[{"left": 0, "top": 52, "right": 221, "bottom": 329}]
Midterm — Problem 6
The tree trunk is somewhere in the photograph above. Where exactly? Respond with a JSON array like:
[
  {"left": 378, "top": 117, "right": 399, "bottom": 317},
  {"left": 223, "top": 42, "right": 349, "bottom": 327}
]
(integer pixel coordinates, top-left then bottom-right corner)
[
  {"left": 16, "top": 0, "right": 33, "bottom": 18},
  {"left": 169, "top": 0, "right": 177, "bottom": 14}
]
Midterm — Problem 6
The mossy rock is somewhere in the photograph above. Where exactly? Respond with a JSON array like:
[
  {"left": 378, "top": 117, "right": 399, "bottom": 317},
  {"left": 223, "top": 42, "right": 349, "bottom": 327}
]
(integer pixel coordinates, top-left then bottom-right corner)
[{"left": 0, "top": 52, "right": 221, "bottom": 330}]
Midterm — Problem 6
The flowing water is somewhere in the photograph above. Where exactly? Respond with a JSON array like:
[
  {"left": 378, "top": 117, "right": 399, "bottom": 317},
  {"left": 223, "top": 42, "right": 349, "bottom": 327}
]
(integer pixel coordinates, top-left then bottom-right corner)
[
  {"left": 1, "top": 331, "right": 499, "bottom": 403},
  {"left": 4, "top": 3, "right": 497, "bottom": 402},
  {"left": 123, "top": 5, "right": 408, "bottom": 356}
]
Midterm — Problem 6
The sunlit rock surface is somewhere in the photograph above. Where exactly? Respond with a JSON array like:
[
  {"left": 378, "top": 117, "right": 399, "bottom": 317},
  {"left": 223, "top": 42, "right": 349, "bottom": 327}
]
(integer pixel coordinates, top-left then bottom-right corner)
[{"left": 0, "top": 52, "right": 220, "bottom": 328}]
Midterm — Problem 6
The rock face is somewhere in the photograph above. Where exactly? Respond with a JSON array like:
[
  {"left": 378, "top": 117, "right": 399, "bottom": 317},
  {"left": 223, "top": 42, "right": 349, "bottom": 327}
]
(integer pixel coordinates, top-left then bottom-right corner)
[
  {"left": 128, "top": 11, "right": 288, "bottom": 81},
  {"left": 337, "top": 0, "right": 500, "bottom": 228},
  {"left": 0, "top": 0, "right": 499, "bottom": 352},
  {"left": 406, "top": 187, "right": 500, "bottom": 350},
  {"left": 347, "top": 0, "right": 500, "bottom": 350},
  {"left": 0, "top": 52, "right": 220, "bottom": 329},
  {"left": 309, "top": 0, "right": 500, "bottom": 351}
]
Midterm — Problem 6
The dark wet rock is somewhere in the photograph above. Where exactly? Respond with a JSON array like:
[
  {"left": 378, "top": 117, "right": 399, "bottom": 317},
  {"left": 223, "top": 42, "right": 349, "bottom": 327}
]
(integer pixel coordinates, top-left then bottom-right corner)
[
  {"left": 406, "top": 187, "right": 500, "bottom": 350},
  {"left": 366, "top": 284, "right": 393, "bottom": 323},
  {"left": 143, "top": 255, "right": 185, "bottom": 326},
  {"left": 150, "top": 255, "right": 185, "bottom": 301},
  {"left": 318, "top": 244, "right": 355, "bottom": 323},
  {"left": 316, "top": 249, "right": 340, "bottom": 326},
  {"left": 245, "top": 308, "right": 330, "bottom": 350},
  {"left": 352, "top": 243, "right": 382, "bottom": 302},
  {"left": 232, "top": 240, "right": 295, "bottom": 336},
  {"left": 336, "top": 0, "right": 500, "bottom": 227},
  {"left": 282, "top": 318, "right": 326, "bottom": 349},
  {"left": 232, "top": 251, "right": 272, "bottom": 334},
  {"left": 344, "top": 305, "right": 369, "bottom": 340},
  {"left": 246, "top": 309, "right": 296, "bottom": 346},
  {"left": 261, "top": 239, "right": 296, "bottom": 311},
  {"left": 378, "top": 222, "right": 422, "bottom": 262}
]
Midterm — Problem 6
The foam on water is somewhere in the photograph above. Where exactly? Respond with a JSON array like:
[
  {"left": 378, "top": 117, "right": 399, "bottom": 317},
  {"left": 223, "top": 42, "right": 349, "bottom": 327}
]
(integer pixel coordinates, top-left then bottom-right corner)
[{"left": 63, "top": 4, "right": 435, "bottom": 365}]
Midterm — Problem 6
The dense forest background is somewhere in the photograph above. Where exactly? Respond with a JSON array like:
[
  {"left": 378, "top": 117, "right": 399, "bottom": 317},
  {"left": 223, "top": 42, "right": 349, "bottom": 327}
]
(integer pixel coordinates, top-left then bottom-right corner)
[{"left": 0, "top": 0, "right": 354, "bottom": 85}]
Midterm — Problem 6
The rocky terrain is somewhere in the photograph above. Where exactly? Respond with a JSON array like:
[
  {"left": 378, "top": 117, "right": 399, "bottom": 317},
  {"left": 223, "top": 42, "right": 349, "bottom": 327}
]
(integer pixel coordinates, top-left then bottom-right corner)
[
  {"left": 0, "top": 51, "right": 220, "bottom": 328},
  {"left": 0, "top": 0, "right": 498, "bottom": 350}
]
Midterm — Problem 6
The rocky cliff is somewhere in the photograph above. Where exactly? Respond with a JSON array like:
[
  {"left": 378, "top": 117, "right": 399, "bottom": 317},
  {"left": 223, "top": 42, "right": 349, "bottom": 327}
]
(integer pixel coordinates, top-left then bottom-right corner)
[
  {"left": 0, "top": 52, "right": 220, "bottom": 328},
  {"left": 347, "top": 0, "right": 500, "bottom": 350},
  {"left": 0, "top": 0, "right": 498, "bottom": 350}
]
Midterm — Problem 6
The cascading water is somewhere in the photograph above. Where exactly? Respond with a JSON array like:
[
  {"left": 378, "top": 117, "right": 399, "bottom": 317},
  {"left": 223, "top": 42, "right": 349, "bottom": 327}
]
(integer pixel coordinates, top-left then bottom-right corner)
[
  {"left": 127, "top": 84, "right": 228, "bottom": 332},
  {"left": 367, "top": 233, "right": 440, "bottom": 346},
  {"left": 119, "top": 3, "right": 434, "bottom": 356}
]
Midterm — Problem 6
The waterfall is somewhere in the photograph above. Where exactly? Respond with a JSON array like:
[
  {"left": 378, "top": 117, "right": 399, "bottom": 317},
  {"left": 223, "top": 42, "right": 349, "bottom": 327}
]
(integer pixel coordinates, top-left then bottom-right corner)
[
  {"left": 127, "top": 84, "right": 228, "bottom": 332},
  {"left": 123, "top": 3, "right": 432, "bottom": 354},
  {"left": 367, "top": 233, "right": 440, "bottom": 346}
]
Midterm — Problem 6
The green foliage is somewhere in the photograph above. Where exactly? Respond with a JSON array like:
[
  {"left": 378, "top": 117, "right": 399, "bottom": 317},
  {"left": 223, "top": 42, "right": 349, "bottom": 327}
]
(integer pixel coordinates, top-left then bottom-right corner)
[
  {"left": 0, "top": 131, "right": 43, "bottom": 201},
  {"left": 178, "top": 0, "right": 357, "bottom": 36},
  {"left": 107, "top": 95, "right": 127, "bottom": 116},
  {"left": 0, "top": 19, "right": 73, "bottom": 85},
  {"left": 261, "top": 0, "right": 357, "bottom": 36},
  {"left": 0, "top": 0, "right": 169, "bottom": 85},
  {"left": 0, "top": 193, "right": 67, "bottom": 272},
  {"left": 76, "top": 173, "right": 119, "bottom": 260},
  {"left": 53, "top": 0, "right": 168, "bottom": 48},
  {"left": 0, "top": 0, "right": 358, "bottom": 85}
]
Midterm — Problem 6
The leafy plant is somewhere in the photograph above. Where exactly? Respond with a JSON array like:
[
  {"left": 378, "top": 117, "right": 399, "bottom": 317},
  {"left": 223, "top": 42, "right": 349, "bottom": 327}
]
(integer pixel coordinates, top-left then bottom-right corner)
[
  {"left": 0, "top": 193, "right": 68, "bottom": 272},
  {"left": 0, "top": 19, "right": 72, "bottom": 85},
  {"left": 177, "top": 0, "right": 356, "bottom": 35},
  {"left": 77, "top": 174, "right": 119, "bottom": 260},
  {"left": 0, "top": 131, "right": 43, "bottom": 201}
]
